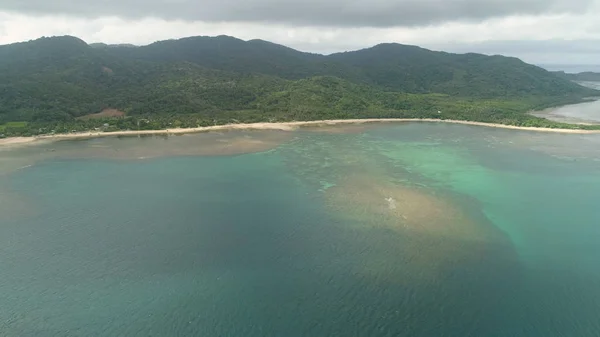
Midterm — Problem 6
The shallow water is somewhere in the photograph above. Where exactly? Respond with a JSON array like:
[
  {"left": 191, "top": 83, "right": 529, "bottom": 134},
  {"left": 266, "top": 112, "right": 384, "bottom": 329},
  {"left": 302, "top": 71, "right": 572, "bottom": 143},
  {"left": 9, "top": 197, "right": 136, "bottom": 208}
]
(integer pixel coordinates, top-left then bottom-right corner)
[
  {"left": 533, "top": 85, "right": 600, "bottom": 124},
  {"left": 1, "top": 123, "right": 599, "bottom": 336}
]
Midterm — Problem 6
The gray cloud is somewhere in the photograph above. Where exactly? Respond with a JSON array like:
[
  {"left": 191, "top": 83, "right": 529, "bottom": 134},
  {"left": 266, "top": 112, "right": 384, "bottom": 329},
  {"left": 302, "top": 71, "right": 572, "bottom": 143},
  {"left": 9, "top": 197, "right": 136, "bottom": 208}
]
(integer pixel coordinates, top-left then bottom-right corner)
[{"left": 0, "top": 0, "right": 595, "bottom": 27}]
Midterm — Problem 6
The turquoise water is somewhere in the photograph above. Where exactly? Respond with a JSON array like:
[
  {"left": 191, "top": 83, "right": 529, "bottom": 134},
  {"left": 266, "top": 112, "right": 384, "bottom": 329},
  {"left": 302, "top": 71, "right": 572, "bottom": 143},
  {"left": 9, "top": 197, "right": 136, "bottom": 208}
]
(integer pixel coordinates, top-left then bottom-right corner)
[{"left": 1, "top": 123, "right": 599, "bottom": 336}]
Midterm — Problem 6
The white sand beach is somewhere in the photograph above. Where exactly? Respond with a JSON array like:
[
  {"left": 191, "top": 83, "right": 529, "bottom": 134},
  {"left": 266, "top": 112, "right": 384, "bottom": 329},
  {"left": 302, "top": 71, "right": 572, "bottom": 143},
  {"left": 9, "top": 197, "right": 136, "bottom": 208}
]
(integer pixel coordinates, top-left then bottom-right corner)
[{"left": 2, "top": 118, "right": 600, "bottom": 148}]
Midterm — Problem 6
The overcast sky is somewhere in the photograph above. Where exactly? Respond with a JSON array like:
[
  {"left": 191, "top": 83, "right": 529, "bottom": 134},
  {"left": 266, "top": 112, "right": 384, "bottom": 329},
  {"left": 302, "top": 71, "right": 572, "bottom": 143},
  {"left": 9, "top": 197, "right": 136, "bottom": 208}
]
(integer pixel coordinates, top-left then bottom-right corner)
[{"left": 1, "top": 0, "right": 599, "bottom": 68}]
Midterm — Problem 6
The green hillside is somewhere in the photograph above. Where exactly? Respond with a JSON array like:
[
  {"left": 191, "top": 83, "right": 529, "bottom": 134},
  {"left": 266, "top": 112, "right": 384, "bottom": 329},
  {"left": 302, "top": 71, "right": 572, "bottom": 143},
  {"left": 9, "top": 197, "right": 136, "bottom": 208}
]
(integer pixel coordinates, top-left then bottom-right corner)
[
  {"left": 0, "top": 35, "right": 598, "bottom": 136},
  {"left": 328, "top": 44, "right": 592, "bottom": 96}
]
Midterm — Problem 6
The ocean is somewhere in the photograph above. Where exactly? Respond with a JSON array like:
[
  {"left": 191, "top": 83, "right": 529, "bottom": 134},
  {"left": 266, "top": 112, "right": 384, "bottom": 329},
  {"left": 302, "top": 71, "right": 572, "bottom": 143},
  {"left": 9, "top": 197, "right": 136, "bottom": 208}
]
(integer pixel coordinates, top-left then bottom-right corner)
[{"left": 1, "top": 123, "right": 599, "bottom": 336}]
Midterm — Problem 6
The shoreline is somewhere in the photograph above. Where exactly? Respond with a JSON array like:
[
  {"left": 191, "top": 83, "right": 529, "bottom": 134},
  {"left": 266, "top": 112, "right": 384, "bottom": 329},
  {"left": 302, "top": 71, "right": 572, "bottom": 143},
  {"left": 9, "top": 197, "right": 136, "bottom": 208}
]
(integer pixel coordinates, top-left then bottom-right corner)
[
  {"left": 529, "top": 99, "right": 600, "bottom": 126},
  {"left": 2, "top": 118, "right": 600, "bottom": 147}
]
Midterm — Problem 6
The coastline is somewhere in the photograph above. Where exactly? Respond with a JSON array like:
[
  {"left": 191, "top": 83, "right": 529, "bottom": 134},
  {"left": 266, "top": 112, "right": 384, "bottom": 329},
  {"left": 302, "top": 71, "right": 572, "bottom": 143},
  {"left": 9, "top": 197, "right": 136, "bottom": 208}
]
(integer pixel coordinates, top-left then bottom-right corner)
[
  {"left": 530, "top": 99, "right": 600, "bottom": 126},
  {"left": 2, "top": 118, "right": 600, "bottom": 147}
]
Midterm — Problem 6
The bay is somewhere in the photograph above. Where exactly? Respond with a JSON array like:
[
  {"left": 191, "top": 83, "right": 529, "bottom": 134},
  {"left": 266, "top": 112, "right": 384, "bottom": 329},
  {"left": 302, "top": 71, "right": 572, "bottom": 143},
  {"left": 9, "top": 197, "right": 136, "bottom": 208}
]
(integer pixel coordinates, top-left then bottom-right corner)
[{"left": 1, "top": 123, "right": 599, "bottom": 336}]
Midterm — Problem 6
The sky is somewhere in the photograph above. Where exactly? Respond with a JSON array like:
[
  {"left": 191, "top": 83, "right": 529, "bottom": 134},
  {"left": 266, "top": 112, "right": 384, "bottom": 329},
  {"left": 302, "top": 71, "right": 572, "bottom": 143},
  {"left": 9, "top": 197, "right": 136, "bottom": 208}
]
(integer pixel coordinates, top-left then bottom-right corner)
[{"left": 1, "top": 0, "right": 600, "bottom": 68}]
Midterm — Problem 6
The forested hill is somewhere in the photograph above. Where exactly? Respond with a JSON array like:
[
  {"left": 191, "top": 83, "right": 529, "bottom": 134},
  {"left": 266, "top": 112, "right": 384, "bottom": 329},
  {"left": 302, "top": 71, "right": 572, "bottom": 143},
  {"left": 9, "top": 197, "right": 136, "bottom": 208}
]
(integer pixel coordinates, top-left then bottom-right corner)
[
  {"left": 99, "top": 35, "right": 591, "bottom": 96},
  {"left": 0, "top": 35, "right": 598, "bottom": 135}
]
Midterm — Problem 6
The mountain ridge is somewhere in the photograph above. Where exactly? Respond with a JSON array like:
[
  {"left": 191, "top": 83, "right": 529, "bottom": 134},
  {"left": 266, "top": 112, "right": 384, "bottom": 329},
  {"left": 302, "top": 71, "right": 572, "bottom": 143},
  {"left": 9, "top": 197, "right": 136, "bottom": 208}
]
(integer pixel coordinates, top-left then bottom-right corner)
[{"left": 1, "top": 35, "right": 598, "bottom": 136}]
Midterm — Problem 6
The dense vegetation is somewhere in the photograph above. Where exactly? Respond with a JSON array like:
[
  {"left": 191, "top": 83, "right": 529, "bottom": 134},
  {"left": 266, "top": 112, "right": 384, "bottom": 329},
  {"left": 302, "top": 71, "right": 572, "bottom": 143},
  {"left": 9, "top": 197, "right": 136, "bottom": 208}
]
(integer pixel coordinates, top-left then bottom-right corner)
[{"left": 1, "top": 35, "right": 599, "bottom": 137}]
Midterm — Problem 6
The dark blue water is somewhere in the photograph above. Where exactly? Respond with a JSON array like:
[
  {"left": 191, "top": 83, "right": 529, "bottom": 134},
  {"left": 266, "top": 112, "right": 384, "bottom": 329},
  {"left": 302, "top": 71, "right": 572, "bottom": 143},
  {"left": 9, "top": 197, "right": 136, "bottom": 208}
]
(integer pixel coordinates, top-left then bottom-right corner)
[{"left": 1, "top": 124, "right": 599, "bottom": 336}]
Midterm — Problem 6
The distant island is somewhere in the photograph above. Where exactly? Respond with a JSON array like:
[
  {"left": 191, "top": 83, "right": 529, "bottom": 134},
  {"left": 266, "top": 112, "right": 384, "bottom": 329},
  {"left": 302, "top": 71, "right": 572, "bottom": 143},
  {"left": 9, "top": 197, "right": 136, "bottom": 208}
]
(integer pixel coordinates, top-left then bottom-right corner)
[
  {"left": 552, "top": 71, "right": 600, "bottom": 82},
  {"left": 1, "top": 35, "right": 599, "bottom": 138}
]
